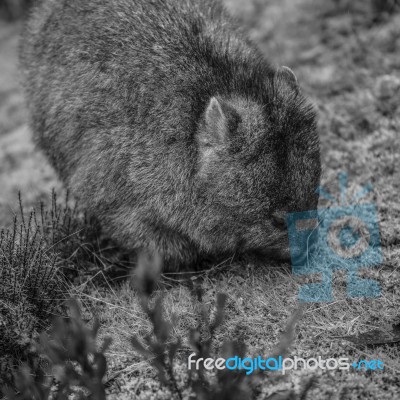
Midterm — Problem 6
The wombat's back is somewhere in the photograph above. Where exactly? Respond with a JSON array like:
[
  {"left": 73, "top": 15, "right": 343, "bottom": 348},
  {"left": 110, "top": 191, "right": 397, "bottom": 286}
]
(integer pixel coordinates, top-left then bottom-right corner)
[{"left": 20, "top": 0, "right": 273, "bottom": 190}]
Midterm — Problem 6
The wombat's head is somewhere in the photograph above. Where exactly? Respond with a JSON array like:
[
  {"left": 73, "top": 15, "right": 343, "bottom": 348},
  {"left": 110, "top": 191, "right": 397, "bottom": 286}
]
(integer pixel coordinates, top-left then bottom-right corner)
[{"left": 195, "top": 67, "right": 320, "bottom": 261}]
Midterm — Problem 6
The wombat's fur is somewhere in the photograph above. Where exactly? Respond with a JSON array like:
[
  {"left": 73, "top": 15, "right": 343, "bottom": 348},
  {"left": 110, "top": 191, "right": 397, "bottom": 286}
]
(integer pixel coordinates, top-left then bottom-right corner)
[{"left": 20, "top": 0, "right": 320, "bottom": 270}]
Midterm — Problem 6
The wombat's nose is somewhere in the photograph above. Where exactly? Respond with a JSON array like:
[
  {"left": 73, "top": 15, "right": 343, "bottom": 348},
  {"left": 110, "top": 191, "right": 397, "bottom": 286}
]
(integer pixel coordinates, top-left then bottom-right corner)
[{"left": 271, "top": 211, "right": 287, "bottom": 230}]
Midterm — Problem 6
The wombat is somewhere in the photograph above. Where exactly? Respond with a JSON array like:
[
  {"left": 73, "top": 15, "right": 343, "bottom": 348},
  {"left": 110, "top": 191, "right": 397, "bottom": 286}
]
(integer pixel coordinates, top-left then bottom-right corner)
[{"left": 20, "top": 0, "right": 321, "bottom": 270}]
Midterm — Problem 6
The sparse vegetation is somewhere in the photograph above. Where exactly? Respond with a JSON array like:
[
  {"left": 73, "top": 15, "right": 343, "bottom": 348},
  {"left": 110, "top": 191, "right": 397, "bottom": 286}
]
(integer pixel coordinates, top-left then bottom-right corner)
[
  {"left": 0, "top": 201, "right": 62, "bottom": 391},
  {"left": 130, "top": 253, "right": 256, "bottom": 400},
  {"left": 4, "top": 299, "right": 111, "bottom": 400},
  {"left": 0, "top": 191, "right": 108, "bottom": 394},
  {"left": 5, "top": 254, "right": 308, "bottom": 400}
]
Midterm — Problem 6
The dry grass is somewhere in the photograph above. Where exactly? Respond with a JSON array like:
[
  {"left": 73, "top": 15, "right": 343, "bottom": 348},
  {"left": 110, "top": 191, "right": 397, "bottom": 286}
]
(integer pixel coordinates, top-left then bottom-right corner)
[{"left": 0, "top": 0, "right": 400, "bottom": 398}]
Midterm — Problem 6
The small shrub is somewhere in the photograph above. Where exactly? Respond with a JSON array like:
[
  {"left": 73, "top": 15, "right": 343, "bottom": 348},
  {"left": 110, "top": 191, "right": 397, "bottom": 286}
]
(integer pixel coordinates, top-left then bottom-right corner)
[
  {"left": 4, "top": 299, "right": 111, "bottom": 400},
  {"left": 0, "top": 190, "right": 100, "bottom": 354},
  {"left": 0, "top": 213, "right": 62, "bottom": 389},
  {"left": 5, "top": 253, "right": 313, "bottom": 400},
  {"left": 130, "top": 253, "right": 309, "bottom": 400},
  {"left": 0, "top": 191, "right": 104, "bottom": 394}
]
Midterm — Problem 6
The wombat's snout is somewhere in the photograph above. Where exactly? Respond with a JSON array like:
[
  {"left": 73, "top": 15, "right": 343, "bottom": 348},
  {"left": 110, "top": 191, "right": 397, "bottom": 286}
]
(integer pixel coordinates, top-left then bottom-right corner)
[{"left": 269, "top": 210, "right": 320, "bottom": 263}]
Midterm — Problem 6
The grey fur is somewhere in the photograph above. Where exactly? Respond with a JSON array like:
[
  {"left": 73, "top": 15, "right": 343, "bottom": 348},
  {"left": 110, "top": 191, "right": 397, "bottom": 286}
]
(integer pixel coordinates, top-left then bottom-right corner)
[{"left": 19, "top": 0, "right": 321, "bottom": 270}]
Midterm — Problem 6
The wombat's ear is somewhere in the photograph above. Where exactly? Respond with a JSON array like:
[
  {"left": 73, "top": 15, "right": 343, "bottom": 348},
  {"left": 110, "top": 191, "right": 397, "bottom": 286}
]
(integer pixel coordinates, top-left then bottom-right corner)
[
  {"left": 204, "top": 97, "right": 228, "bottom": 144},
  {"left": 198, "top": 98, "right": 229, "bottom": 175},
  {"left": 277, "top": 66, "right": 300, "bottom": 94}
]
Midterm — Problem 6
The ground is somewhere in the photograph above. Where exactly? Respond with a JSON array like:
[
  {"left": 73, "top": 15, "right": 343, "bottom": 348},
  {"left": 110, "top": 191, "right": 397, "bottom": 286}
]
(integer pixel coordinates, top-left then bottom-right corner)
[{"left": 0, "top": 0, "right": 399, "bottom": 398}]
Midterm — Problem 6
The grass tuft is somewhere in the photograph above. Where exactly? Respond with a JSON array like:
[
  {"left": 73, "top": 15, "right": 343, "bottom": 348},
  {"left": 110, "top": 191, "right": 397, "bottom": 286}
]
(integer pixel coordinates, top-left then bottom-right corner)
[
  {"left": 0, "top": 210, "right": 62, "bottom": 388},
  {"left": 0, "top": 190, "right": 104, "bottom": 394}
]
